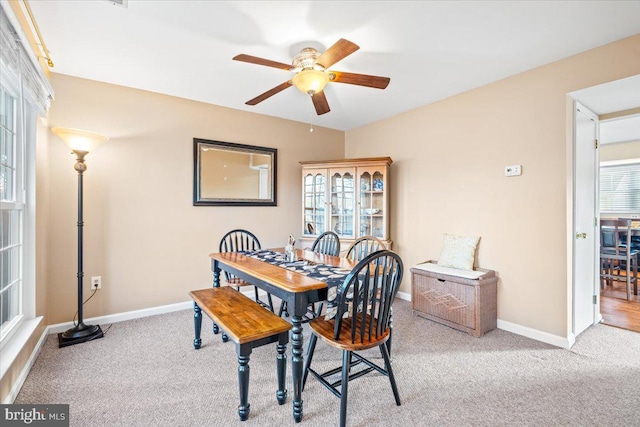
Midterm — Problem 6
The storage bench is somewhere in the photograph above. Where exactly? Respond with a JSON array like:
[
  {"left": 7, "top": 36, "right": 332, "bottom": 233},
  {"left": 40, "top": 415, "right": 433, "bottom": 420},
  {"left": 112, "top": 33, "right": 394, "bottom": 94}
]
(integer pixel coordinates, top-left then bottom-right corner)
[{"left": 411, "top": 261, "right": 497, "bottom": 337}]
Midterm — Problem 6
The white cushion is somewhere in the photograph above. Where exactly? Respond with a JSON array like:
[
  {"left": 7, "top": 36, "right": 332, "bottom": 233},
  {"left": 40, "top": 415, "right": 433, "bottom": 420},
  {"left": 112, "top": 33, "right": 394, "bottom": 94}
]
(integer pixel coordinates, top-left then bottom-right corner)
[
  {"left": 437, "top": 234, "right": 480, "bottom": 271},
  {"left": 414, "top": 262, "right": 485, "bottom": 279}
]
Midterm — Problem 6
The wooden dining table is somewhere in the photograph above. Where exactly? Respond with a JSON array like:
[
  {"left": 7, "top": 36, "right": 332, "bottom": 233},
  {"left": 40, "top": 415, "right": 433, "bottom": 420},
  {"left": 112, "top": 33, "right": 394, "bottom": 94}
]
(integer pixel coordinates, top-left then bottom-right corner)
[{"left": 209, "top": 248, "right": 357, "bottom": 423}]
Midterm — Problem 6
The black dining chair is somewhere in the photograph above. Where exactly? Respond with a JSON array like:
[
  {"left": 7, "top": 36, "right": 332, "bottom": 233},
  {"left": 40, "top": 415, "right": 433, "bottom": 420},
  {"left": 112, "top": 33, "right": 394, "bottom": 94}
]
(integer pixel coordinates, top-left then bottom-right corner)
[
  {"left": 600, "top": 219, "right": 639, "bottom": 300},
  {"left": 219, "top": 229, "right": 275, "bottom": 312},
  {"left": 311, "top": 231, "right": 341, "bottom": 256},
  {"left": 278, "top": 231, "right": 341, "bottom": 320},
  {"left": 302, "top": 249, "right": 404, "bottom": 427},
  {"left": 345, "top": 235, "right": 385, "bottom": 261}
]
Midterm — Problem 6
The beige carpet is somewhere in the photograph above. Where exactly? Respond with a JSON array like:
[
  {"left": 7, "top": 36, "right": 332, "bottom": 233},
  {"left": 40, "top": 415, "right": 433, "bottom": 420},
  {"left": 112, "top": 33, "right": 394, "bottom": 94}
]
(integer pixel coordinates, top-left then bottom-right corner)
[{"left": 15, "top": 299, "right": 640, "bottom": 426}]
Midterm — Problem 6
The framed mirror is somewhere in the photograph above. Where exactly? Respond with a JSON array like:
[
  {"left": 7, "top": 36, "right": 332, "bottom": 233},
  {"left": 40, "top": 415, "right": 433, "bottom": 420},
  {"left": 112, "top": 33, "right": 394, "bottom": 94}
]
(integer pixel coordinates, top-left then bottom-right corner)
[{"left": 193, "top": 138, "right": 277, "bottom": 206}]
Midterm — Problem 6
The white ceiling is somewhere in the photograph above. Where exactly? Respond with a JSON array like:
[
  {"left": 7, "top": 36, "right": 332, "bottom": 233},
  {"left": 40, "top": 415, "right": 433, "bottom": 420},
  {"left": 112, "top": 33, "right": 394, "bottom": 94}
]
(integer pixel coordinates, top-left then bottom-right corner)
[
  {"left": 29, "top": 0, "right": 640, "bottom": 131},
  {"left": 599, "top": 115, "right": 640, "bottom": 145}
]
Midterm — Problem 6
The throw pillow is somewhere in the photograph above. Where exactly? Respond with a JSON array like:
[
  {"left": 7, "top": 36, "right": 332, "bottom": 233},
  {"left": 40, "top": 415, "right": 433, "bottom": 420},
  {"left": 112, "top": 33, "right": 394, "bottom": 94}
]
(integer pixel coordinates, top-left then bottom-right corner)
[{"left": 438, "top": 234, "right": 480, "bottom": 271}]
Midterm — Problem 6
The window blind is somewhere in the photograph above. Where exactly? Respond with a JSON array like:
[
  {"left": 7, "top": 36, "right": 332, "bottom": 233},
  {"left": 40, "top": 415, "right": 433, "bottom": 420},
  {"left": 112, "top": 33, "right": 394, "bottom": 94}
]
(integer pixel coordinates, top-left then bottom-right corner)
[{"left": 600, "top": 161, "right": 640, "bottom": 214}]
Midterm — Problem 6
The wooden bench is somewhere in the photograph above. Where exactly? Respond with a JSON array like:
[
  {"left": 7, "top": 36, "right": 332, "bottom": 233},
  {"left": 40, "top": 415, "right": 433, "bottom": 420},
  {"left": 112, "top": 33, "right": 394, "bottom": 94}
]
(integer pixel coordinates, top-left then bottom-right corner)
[{"left": 190, "top": 287, "right": 293, "bottom": 421}]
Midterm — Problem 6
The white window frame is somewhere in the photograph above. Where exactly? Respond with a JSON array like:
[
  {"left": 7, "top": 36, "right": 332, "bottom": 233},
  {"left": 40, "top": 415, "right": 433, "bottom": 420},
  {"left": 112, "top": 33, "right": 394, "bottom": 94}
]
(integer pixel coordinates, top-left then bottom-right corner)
[{"left": 0, "top": 58, "right": 33, "bottom": 348}]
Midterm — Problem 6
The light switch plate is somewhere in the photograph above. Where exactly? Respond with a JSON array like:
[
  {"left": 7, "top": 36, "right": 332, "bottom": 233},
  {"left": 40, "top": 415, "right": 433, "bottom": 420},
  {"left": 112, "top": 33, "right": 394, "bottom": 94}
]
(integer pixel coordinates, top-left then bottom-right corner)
[{"left": 505, "top": 165, "right": 522, "bottom": 177}]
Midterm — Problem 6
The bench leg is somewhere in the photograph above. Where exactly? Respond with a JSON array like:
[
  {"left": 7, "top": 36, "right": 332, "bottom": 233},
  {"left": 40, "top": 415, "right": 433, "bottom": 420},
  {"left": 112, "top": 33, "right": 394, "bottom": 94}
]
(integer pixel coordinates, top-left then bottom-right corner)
[
  {"left": 237, "top": 345, "right": 252, "bottom": 421},
  {"left": 276, "top": 334, "right": 288, "bottom": 405},
  {"left": 193, "top": 302, "right": 202, "bottom": 349}
]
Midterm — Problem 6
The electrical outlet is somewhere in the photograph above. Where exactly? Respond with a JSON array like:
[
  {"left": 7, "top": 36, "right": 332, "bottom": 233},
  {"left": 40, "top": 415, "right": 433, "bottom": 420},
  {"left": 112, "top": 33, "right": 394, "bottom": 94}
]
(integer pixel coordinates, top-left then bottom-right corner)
[{"left": 91, "top": 276, "right": 102, "bottom": 290}]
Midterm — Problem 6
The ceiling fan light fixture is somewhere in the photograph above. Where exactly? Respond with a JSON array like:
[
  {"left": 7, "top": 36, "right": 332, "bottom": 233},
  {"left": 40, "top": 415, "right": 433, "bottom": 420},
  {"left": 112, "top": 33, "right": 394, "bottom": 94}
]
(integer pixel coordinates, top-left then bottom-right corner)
[{"left": 292, "top": 69, "right": 329, "bottom": 95}]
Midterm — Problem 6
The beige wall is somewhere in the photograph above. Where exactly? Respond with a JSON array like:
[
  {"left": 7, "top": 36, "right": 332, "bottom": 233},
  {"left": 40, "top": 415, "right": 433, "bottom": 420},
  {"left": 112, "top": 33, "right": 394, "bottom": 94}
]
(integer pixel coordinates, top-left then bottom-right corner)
[
  {"left": 46, "top": 73, "right": 344, "bottom": 324},
  {"left": 599, "top": 140, "right": 640, "bottom": 162},
  {"left": 345, "top": 34, "right": 640, "bottom": 338}
]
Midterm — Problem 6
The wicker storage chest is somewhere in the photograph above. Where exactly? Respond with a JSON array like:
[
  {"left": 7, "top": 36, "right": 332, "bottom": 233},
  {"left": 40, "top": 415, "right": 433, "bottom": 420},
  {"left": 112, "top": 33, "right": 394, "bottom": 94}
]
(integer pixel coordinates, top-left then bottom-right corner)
[{"left": 411, "top": 261, "right": 497, "bottom": 337}]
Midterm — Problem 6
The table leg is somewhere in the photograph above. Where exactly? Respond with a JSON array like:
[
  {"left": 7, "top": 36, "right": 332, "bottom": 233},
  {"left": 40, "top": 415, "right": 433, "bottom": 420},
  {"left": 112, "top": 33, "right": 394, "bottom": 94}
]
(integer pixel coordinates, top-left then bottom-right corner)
[
  {"left": 212, "top": 262, "right": 227, "bottom": 341},
  {"left": 291, "top": 314, "right": 304, "bottom": 423}
]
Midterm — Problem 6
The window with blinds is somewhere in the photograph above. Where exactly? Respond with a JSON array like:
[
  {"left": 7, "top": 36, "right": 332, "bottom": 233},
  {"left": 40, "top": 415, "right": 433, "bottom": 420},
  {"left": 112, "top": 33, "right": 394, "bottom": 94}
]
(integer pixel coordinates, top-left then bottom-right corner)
[{"left": 599, "top": 160, "right": 640, "bottom": 214}]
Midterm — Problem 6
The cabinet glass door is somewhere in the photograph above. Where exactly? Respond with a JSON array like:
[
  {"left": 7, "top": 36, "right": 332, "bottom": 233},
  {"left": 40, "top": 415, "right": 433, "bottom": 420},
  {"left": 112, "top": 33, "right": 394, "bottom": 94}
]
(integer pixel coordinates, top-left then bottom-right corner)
[
  {"left": 330, "top": 171, "right": 355, "bottom": 238},
  {"left": 359, "top": 170, "right": 385, "bottom": 239},
  {"left": 303, "top": 172, "right": 326, "bottom": 236}
]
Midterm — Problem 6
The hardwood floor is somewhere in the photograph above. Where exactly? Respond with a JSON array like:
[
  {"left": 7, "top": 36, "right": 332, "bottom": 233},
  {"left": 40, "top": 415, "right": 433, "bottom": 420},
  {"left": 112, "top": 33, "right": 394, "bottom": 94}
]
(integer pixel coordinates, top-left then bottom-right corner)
[{"left": 600, "top": 277, "right": 640, "bottom": 332}]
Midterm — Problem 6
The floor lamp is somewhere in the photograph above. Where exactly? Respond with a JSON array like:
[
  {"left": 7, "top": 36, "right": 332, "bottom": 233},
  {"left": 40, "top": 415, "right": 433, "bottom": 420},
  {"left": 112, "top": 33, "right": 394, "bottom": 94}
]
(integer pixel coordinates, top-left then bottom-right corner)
[{"left": 52, "top": 127, "right": 109, "bottom": 348}]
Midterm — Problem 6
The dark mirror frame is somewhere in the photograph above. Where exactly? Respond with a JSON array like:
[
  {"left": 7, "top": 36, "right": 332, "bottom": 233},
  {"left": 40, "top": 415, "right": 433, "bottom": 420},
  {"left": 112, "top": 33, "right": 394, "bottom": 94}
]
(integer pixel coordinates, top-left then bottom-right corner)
[{"left": 193, "top": 138, "right": 277, "bottom": 206}]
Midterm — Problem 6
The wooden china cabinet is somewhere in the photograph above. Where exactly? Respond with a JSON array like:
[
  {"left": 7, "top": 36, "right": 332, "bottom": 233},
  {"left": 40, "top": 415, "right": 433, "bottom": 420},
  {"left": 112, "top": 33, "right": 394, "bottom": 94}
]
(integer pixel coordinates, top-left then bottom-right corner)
[{"left": 300, "top": 157, "right": 392, "bottom": 251}]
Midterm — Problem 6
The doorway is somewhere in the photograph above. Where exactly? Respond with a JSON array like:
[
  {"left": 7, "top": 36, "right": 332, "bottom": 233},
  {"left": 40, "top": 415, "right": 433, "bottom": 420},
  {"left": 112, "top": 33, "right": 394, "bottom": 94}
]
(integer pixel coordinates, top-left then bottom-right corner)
[
  {"left": 570, "top": 74, "right": 640, "bottom": 336},
  {"left": 597, "top": 116, "right": 640, "bottom": 331}
]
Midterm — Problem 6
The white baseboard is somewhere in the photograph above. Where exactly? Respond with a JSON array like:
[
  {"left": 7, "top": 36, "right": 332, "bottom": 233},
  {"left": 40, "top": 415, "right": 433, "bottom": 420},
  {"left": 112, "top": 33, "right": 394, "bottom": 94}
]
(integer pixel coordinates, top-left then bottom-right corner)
[
  {"left": 497, "top": 319, "right": 575, "bottom": 349},
  {"left": 46, "top": 301, "right": 193, "bottom": 335},
  {"left": 396, "top": 290, "right": 411, "bottom": 302}
]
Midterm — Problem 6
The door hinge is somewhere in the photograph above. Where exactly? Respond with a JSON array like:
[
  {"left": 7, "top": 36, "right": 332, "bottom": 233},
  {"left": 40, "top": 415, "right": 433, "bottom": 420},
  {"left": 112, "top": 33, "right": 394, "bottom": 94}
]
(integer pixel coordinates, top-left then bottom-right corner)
[
  {"left": 594, "top": 139, "right": 599, "bottom": 149},
  {"left": 593, "top": 295, "right": 598, "bottom": 304},
  {"left": 594, "top": 217, "right": 598, "bottom": 227}
]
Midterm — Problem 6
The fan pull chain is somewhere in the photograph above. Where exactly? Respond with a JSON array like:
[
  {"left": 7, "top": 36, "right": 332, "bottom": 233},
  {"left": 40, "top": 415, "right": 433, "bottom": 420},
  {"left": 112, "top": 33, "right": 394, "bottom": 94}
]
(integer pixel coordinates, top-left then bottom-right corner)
[{"left": 309, "top": 99, "right": 314, "bottom": 132}]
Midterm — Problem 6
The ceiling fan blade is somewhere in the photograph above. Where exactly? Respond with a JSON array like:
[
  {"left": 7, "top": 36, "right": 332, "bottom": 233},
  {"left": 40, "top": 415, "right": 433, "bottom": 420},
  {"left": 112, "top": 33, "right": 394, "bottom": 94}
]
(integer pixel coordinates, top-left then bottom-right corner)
[
  {"left": 311, "top": 91, "right": 330, "bottom": 115},
  {"left": 233, "top": 54, "right": 292, "bottom": 71},
  {"left": 330, "top": 71, "right": 390, "bottom": 89},
  {"left": 246, "top": 81, "right": 293, "bottom": 105},
  {"left": 316, "top": 38, "right": 359, "bottom": 69}
]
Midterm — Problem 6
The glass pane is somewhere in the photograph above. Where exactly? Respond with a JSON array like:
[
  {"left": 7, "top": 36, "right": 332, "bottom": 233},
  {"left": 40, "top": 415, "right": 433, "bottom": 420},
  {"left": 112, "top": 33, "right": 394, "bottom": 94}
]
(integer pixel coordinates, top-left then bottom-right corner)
[
  {"left": 0, "top": 246, "right": 20, "bottom": 291},
  {"left": 1, "top": 248, "right": 8, "bottom": 290},
  {"left": 344, "top": 173, "right": 354, "bottom": 188},
  {"left": 360, "top": 172, "right": 371, "bottom": 191},
  {"left": 373, "top": 172, "right": 384, "bottom": 192},
  {"left": 10, "top": 210, "right": 19, "bottom": 245},
  {"left": 0, "top": 166, "right": 5, "bottom": 200},
  {"left": 304, "top": 195, "right": 313, "bottom": 209},
  {"left": 2, "top": 130, "right": 13, "bottom": 168},
  {"left": 0, "top": 283, "right": 20, "bottom": 328},
  {"left": 9, "top": 246, "right": 19, "bottom": 284},
  {"left": 304, "top": 174, "right": 314, "bottom": 191},
  {"left": 0, "top": 130, "right": 5, "bottom": 165},
  {"left": 1, "top": 210, "right": 8, "bottom": 247},
  {"left": 5, "top": 95, "right": 14, "bottom": 132},
  {"left": 0, "top": 165, "right": 13, "bottom": 201},
  {"left": 0, "top": 90, "right": 5, "bottom": 128},
  {"left": 0, "top": 289, "right": 4, "bottom": 327}
]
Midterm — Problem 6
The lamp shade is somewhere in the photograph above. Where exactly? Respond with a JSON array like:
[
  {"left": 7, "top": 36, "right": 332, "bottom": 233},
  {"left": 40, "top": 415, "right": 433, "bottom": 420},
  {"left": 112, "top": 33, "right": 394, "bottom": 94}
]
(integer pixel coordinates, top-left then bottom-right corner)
[
  {"left": 52, "top": 127, "right": 109, "bottom": 153},
  {"left": 292, "top": 69, "right": 329, "bottom": 95}
]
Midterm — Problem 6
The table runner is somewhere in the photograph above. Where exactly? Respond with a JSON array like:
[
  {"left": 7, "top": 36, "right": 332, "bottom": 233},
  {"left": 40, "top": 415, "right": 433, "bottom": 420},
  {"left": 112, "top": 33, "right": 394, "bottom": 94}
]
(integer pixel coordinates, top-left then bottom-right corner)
[{"left": 245, "top": 250, "right": 353, "bottom": 319}]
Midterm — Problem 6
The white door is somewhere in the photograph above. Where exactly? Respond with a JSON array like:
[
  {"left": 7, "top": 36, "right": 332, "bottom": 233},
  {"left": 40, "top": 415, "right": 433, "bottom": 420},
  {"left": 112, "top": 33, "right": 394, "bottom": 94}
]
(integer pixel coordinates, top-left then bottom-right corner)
[{"left": 573, "top": 102, "right": 599, "bottom": 335}]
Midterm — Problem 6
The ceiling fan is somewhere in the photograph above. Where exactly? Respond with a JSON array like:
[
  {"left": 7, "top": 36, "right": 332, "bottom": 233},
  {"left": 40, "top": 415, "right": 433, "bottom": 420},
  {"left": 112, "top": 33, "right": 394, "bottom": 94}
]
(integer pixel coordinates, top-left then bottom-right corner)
[{"left": 233, "top": 39, "right": 390, "bottom": 115}]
